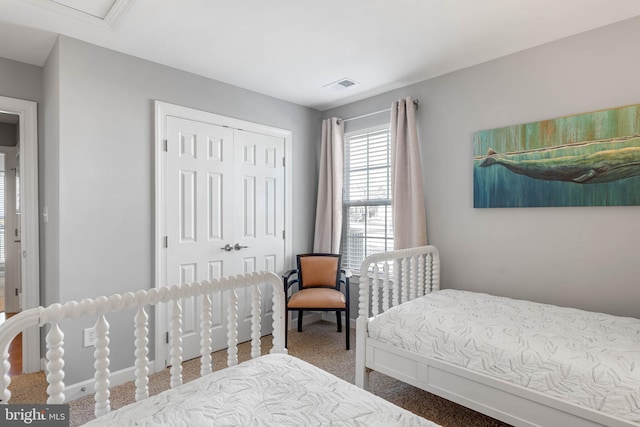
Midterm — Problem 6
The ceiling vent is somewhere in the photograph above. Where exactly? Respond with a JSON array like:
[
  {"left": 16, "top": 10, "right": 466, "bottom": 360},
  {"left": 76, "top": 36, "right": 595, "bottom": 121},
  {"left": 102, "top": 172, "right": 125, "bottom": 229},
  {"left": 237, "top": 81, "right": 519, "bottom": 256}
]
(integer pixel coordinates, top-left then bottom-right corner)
[{"left": 324, "top": 78, "right": 358, "bottom": 91}]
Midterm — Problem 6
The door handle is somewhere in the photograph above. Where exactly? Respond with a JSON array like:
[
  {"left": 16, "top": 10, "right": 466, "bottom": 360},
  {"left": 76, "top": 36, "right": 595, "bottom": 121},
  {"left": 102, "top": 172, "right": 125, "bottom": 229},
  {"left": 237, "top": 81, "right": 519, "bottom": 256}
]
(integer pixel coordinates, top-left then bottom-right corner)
[
  {"left": 234, "top": 243, "right": 249, "bottom": 251},
  {"left": 220, "top": 244, "right": 233, "bottom": 252}
]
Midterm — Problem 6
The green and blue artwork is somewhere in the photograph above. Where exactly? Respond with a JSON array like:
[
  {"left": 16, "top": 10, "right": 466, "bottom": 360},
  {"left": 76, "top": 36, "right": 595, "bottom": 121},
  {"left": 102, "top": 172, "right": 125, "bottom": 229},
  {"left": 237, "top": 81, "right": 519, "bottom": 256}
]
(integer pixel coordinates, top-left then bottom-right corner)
[{"left": 473, "top": 103, "right": 640, "bottom": 207}]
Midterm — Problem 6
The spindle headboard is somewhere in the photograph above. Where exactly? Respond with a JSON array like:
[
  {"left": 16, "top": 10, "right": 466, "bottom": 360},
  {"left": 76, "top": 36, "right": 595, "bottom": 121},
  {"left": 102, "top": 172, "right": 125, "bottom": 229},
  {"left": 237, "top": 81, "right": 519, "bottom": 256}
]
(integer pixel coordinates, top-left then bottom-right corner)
[{"left": 358, "top": 245, "right": 440, "bottom": 319}]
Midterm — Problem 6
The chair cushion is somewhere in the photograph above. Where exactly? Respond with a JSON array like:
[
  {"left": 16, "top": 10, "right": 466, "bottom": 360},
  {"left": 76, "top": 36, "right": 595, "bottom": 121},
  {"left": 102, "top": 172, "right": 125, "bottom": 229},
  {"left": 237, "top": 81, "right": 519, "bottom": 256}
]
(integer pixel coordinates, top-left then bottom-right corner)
[{"left": 287, "top": 288, "right": 346, "bottom": 309}]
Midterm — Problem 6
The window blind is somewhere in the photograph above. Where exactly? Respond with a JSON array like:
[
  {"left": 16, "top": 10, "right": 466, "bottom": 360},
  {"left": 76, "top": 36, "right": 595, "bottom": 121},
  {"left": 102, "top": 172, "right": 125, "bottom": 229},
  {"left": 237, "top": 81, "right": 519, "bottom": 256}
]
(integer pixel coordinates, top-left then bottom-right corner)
[{"left": 342, "top": 127, "right": 393, "bottom": 270}]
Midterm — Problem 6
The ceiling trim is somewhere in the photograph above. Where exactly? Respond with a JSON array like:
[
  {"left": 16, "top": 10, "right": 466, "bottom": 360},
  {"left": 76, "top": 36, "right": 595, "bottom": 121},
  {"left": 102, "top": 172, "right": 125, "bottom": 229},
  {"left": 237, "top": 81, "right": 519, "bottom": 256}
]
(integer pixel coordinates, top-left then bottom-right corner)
[{"left": 103, "top": 0, "right": 137, "bottom": 28}]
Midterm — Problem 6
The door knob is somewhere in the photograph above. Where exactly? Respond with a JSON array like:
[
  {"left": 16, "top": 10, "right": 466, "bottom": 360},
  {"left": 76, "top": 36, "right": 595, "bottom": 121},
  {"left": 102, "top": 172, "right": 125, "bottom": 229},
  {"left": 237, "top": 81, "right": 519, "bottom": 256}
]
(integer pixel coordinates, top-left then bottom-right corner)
[
  {"left": 234, "top": 243, "right": 249, "bottom": 251},
  {"left": 220, "top": 244, "right": 233, "bottom": 252}
]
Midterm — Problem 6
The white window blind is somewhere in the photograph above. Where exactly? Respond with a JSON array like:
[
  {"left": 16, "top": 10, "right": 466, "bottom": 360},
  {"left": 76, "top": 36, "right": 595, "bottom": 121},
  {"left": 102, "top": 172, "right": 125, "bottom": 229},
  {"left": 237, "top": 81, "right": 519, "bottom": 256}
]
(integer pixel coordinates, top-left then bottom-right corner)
[{"left": 341, "top": 126, "right": 393, "bottom": 270}]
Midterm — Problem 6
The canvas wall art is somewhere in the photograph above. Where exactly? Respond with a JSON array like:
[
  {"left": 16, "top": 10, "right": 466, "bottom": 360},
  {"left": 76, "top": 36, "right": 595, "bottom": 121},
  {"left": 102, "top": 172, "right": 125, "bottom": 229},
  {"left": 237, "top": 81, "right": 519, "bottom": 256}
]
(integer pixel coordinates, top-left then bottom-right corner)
[{"left": 473, "top": 103, "right": 640, "bottom": 208}]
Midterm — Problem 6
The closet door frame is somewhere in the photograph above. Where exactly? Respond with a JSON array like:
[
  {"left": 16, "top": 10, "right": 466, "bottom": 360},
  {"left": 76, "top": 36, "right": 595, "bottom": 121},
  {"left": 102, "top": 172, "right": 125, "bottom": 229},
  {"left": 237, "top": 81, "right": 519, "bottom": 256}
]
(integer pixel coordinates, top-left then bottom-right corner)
[{"left": 153, "top": 101, "right": 293, "bottom": 372}]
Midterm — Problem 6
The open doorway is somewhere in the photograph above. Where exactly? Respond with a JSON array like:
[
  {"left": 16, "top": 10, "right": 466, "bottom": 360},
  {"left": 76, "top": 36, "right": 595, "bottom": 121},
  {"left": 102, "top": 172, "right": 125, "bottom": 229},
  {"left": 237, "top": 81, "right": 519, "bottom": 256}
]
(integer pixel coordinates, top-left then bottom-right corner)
[
  {"left": 0, "top": 114, "right": 22, "bottom": 375},
  {"left": 0, "top": 96, "right": 39, "bottom": 375},
  {"left": 0, "top": 113, "right": 21, "bottom": 372}
]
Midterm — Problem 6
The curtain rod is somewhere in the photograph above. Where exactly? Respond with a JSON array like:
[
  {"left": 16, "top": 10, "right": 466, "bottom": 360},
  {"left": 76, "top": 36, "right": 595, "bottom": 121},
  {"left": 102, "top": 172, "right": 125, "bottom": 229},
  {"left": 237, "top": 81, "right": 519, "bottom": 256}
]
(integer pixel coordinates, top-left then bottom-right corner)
[{"left": 337, "top": 99, "right": 419, "bottom": 124}]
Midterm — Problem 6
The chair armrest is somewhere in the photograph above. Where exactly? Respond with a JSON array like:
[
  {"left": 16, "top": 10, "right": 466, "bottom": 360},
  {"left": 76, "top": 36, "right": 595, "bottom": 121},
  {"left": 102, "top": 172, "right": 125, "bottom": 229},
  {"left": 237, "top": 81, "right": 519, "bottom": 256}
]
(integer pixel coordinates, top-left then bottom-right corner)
[
  {"left": 282, "top": 269, "right": 299, "bottom": 292},
  {"left": 282, "top": 269, "right": 298, "bottom": 279},
  {"left": 339, "top": 269, "right": 352, "bottom": 293},
  {"left": 340, "top": 269, "right": 351, "bottom": 299}
]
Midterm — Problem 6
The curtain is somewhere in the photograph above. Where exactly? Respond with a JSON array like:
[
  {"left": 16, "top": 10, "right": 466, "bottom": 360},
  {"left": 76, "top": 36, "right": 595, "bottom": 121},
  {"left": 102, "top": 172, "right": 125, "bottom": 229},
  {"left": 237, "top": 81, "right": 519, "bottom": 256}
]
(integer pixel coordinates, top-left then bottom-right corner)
[
  {"left": 313, "top": 117, "right": 344, "bottom": 253},
  {"left": 391, "top": 97, "right": 427, "bottom": 249}
]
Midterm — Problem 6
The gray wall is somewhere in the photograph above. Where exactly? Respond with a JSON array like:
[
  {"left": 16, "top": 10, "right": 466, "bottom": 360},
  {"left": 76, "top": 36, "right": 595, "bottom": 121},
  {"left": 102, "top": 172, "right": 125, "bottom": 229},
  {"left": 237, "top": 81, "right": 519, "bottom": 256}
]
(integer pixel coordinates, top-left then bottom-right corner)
[
  {"left": 0, "top": 56, "right": 42, "bottom": 103},
  {"left": 43, "top": 36, "right": 320, "bottom": 383},
  {"left": 0, "top": 123, "right": 17, "bottom": 146},
  {"left": 326, "top": 16, "right": 640, "bottom": 320}
]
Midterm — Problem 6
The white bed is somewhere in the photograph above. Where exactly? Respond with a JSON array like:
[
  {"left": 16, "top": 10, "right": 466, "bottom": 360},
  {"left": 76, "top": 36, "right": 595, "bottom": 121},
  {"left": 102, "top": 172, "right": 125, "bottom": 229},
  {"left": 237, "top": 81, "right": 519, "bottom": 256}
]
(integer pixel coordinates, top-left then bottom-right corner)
[
  {"left": 356, "top": 245, "right": 640, "bottom": 427},
  {"left": 84, "top": 353, "right": 435, "bottom": 426},
  {"left": 0, "top": 271, "right": 437, "bottom": 426}
]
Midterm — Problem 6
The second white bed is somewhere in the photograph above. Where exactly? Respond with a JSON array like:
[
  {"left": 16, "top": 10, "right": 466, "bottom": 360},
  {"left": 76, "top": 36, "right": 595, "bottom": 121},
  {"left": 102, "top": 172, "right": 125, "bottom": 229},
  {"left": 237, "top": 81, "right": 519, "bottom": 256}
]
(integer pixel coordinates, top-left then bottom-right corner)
[
  {"left": 356, "top": 245, "right": 640, "bottom": 427},
  {"left": 367, "top": 289, "right": 640, "bottom": 424}
]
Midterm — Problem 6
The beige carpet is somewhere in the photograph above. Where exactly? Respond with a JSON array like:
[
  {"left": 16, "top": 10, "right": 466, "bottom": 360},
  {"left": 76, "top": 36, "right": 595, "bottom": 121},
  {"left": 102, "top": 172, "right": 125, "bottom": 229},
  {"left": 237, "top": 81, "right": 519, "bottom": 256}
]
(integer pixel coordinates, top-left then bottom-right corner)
[{"left": 8, "top": 321, "right": 511, "bottom": 427}]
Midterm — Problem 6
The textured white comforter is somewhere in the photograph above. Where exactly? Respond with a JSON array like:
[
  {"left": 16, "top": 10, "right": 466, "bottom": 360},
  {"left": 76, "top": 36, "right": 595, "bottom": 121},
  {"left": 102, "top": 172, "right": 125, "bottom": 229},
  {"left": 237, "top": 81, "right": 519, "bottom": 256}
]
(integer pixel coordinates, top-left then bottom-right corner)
[
  {"left": 367, "top": 289, "right": 640, "bottom": 423},
  {"left": 85, "top": 353, "right": 437, "bottom": 426}
]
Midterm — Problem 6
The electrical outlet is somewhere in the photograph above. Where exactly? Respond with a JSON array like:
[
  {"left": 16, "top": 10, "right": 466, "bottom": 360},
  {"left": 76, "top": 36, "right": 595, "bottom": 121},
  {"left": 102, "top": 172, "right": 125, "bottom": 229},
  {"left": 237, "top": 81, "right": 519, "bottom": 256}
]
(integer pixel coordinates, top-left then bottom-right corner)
[{"left": 83, "top": 327, "right": 96, "bottom": 348}]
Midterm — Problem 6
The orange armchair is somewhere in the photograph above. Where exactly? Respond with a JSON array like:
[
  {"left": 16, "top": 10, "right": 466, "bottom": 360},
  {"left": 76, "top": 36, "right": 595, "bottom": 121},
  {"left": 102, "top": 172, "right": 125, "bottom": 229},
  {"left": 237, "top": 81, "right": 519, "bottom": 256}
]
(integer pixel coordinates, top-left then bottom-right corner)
[{"left": 283, "top": 253, "right": 351, "bottom": 350}]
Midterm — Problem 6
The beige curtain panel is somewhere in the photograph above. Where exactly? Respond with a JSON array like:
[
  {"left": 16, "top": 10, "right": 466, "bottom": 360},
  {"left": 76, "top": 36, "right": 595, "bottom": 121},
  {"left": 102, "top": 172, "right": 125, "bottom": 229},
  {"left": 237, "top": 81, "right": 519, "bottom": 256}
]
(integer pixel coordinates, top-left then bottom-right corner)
[
  {"left": 391, "top": 97, "right": 427, "bottom": 249},
  {"left": 313, "top": 117, "right": 344, "bottom": 253}
]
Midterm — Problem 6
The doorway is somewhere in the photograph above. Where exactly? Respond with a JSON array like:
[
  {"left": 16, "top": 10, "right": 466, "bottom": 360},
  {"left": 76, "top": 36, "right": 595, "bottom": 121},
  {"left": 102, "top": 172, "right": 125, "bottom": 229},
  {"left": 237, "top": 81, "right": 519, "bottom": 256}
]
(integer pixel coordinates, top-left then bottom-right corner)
[
  {"left": 0, "top": 96, "right": 40, "bottom": 375},
  {"left": 0, "top": 146, "right": 21, "bottom": 315}
]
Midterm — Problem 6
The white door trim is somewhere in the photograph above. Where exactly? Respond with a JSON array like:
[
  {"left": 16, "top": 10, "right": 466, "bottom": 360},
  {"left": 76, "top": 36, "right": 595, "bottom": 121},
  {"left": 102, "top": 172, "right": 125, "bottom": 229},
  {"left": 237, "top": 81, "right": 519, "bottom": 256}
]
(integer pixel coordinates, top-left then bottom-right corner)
[
  {"left": 0, "top": 96, "right": 40, "bottom": 374},
  {"left": 154, "top": 101, "right": 292, "bottom": 371}
]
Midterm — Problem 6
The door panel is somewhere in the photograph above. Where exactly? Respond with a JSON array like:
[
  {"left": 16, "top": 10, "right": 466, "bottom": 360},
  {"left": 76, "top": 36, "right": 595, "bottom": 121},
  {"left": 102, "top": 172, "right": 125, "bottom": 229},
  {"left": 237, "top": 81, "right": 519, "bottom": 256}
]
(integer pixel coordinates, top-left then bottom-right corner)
[
  {"left": 234, "top": 130, "right": 284, "bottom": 339},
  {"left": 166, "top": 117, "right": 234, "bottom": 359}
]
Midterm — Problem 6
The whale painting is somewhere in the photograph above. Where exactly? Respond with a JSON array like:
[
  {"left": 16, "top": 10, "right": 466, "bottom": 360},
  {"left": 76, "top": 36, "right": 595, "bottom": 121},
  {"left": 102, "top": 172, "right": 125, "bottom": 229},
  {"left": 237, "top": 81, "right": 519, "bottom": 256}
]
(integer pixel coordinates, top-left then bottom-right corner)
[
  {"left": 479, "top": 136, "right": 640, "bottom": 184},
  {"left": 474, "top": 104, "right": 640, "bottom": 207}
]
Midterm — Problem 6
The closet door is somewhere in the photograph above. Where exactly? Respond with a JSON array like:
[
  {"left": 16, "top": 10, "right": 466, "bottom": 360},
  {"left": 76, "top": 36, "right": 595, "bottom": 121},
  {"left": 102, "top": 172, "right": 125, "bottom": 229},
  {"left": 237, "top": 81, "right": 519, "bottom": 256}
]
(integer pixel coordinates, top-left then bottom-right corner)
[{"left": 164, "top": 117, "right": 286, "bottom": 362}]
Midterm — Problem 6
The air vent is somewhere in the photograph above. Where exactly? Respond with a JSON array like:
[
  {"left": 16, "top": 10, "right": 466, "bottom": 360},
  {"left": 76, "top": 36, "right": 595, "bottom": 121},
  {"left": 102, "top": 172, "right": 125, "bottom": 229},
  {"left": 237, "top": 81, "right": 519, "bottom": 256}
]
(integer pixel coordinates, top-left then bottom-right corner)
[{"left": 324, "top": 78, "right": 359, "bottom": 91}]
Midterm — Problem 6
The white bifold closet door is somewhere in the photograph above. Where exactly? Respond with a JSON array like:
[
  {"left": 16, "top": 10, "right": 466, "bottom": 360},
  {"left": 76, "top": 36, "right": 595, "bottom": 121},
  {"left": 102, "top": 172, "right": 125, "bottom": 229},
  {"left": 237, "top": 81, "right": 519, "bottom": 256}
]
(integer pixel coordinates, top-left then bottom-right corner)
[{"left": 165, "top": 116, "right": 285, "bottom": 361}]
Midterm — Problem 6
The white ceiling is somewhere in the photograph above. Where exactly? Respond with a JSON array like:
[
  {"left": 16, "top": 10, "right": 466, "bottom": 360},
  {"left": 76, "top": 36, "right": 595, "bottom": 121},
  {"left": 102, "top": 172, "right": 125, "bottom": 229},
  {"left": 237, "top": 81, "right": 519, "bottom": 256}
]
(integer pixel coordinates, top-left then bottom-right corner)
[{"left": 1, "top": 0, "right": 640, "bottom": 111}]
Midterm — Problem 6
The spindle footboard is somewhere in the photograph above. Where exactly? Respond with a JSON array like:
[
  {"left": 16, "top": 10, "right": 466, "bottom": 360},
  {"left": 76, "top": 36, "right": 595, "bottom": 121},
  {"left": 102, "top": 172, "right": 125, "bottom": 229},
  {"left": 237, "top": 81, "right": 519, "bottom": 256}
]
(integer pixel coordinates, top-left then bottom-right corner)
[{"left": 0, "top": 271, "right": 286, "bottom": 418}]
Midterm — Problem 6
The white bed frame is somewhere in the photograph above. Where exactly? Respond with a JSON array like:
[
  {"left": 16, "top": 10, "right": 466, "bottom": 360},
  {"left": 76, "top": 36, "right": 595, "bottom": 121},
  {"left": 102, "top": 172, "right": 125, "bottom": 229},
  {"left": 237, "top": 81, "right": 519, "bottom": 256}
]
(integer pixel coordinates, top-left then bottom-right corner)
[
  {"left": 0, "top": 271, "right": 286, "bottom": 417},
  {"left": 355, "top": 245, "right": 636, "bottom": 427}
]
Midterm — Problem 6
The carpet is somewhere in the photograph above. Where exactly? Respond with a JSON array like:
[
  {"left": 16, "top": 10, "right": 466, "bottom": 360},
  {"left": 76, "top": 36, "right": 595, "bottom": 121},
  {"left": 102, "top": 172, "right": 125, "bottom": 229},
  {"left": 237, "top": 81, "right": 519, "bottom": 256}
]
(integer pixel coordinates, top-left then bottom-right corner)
[{"left": 8, "top": 321, "right": 510, "bottom": 427}]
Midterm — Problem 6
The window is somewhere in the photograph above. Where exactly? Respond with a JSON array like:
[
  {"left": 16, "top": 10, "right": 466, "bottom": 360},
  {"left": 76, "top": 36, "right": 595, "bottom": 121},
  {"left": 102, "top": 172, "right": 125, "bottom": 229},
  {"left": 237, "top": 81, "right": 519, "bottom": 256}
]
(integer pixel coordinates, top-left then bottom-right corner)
[{"left": 341, "top": 126, "right": 393, "bottom": 270}]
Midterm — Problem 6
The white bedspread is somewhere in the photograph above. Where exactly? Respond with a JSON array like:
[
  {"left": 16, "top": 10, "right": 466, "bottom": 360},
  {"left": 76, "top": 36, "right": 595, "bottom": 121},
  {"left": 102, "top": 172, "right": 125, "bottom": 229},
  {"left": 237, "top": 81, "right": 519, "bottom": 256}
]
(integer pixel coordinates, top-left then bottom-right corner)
[
  {"left": 367, "top": 289, "right": 640, "bottom": 423},
  {"left": 85, "top": 353, "right": 437, "bottom": 426}
]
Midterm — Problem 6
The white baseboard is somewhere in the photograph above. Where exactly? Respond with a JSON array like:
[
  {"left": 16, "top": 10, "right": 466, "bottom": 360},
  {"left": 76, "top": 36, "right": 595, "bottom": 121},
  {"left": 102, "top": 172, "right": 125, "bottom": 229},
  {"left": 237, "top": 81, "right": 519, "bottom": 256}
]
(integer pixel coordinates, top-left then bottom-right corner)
[
  {"left": 63, "top": 360, "right": 157, "bottom": 403},
  {"left": 320, "top": 312, "right": 357, "bottom": 329},
  {"left": 290, "top": 312, "right": 355, "bottom": 329},
  {"left": 288, "top": 312, "right": 322, "bottom": 329}
]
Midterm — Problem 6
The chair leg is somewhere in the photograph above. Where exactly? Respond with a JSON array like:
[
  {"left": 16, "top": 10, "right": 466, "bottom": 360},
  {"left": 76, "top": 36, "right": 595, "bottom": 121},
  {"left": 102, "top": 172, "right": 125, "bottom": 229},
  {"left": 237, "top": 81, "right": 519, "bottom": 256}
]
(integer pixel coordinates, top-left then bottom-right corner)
[
  {"left": 297, "top": 310, "right": 303, "bottom": 332},
  {"left": 345, "top": 306, "right": 350, "bottom": 351},
  {"left": 346, "top": 324, "right": 350, "bottom": 350},
  {"left": 336, "top": 311, "right": 342, "bottom": 332},
  {"left": 285, "top": 309, "right": 289, "bottom": 349}
]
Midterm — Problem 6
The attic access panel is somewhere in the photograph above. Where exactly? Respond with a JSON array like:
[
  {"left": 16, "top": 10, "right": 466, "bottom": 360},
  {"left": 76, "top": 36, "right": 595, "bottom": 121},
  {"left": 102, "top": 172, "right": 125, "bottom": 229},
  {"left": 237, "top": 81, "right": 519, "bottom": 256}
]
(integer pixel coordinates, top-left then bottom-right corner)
[
  {"left": 30, "top": 0, "right": 137, "bottom": 26},
  {"left": 50, "top": 0, "right": 116, "bottom": 19}
]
